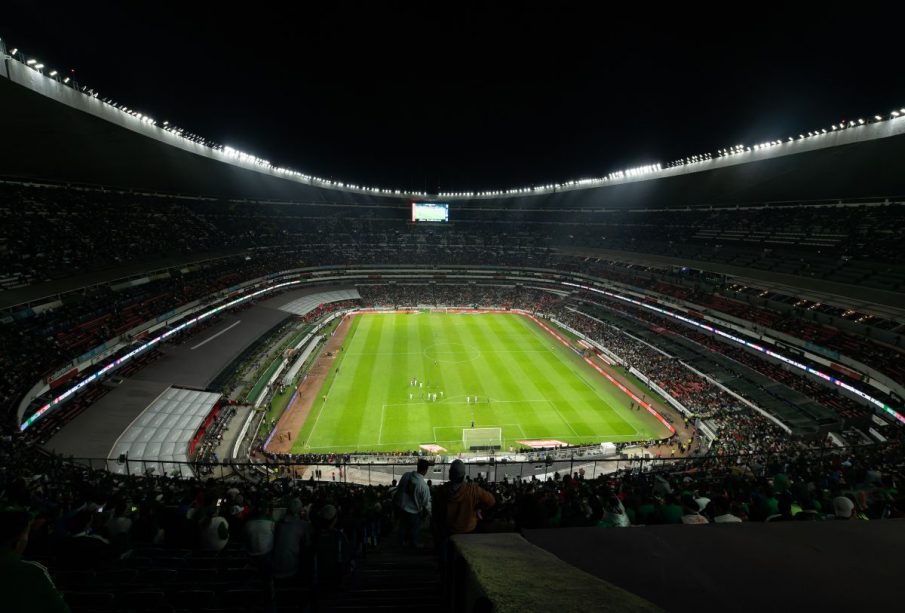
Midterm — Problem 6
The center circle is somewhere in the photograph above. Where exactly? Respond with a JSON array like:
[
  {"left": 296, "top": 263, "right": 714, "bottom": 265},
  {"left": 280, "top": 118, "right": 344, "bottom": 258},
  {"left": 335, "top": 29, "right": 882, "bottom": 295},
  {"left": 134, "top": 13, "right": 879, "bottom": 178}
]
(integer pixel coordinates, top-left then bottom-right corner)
[{"left": 424, "top": 342, "right": 481, "bottom": 364}]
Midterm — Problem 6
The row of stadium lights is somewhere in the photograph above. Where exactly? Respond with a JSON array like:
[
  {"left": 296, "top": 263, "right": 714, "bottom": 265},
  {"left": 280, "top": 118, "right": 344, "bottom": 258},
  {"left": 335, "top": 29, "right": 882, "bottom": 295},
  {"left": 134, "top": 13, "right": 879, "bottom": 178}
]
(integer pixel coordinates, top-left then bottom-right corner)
[
  {"left": 2, "top": 40, "right": 430, "bottom": 198},
  {"left": 3, "top": 38, "right": 905, "bottom": 200}
]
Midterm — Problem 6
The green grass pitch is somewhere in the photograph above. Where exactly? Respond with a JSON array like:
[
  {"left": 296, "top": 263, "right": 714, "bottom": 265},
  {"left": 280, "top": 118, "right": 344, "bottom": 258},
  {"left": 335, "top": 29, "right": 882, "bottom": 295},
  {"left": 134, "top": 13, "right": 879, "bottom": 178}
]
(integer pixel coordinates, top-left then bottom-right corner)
[{"left": 292, "top": 312, "right": 670, "bottom": 453}]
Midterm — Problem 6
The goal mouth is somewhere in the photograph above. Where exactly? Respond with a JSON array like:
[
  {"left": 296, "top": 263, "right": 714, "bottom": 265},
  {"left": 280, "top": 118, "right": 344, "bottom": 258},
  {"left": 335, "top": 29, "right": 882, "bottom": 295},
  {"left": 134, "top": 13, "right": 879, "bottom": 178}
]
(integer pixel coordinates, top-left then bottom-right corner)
[{"left": 463, "top": 427, "right": 503, "bottom": 451}]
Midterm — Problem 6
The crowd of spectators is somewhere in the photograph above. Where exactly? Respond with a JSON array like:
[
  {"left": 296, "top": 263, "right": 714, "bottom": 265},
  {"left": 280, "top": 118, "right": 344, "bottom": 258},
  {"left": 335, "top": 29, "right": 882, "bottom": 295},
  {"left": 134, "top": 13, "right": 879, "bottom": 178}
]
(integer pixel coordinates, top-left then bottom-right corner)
[
  {"left": 4, "top": 182, "right": 904, "bottom": 287},
  {"left": 584, "top": 292, "right": 900, "bottom": 424},
  {"left": 192, "top": 405, "right": 239, "bottom": 471},
  {"left": 548, "top": 306, "right": 811, "bottom": 456},
  {"left": 553, "top": 306, "right": 737, "bottom": 422},
  {"left": 553, "top": 255, "right": 905, "bottom": 385},
  {"left": 357, "top": 283, "right": 558, "bottom": 312},
  {"left": 2, "top": 420, "right": 903, "bottom": 610},
  {"left": 590, "top": 297, "right": 905, "bottom": 448},
  {"left": 4, "top": 182, "right": 903, "bottom": 446}
]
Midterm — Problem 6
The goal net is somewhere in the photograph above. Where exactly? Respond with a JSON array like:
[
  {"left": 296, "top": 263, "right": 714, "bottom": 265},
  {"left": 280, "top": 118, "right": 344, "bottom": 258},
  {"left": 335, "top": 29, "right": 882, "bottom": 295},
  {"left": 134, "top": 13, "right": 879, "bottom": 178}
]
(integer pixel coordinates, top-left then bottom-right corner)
[{"left": 463, "top": 427, "right": 503, "bottom": 450}]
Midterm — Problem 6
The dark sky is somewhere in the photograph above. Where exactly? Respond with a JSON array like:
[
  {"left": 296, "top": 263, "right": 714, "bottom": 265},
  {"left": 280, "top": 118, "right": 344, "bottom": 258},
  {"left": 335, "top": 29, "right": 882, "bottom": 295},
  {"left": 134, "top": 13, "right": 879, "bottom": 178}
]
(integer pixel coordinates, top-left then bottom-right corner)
[{"left": 3, "top": 3, "right": 904, "bottom": 194}]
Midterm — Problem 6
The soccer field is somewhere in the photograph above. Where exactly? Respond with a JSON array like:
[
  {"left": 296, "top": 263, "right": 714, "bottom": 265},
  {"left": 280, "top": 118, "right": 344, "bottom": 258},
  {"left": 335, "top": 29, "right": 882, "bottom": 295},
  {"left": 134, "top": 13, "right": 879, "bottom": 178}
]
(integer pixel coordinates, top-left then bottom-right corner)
[{"left": 293, "top": 311, "right": 669, "bottom": 453}]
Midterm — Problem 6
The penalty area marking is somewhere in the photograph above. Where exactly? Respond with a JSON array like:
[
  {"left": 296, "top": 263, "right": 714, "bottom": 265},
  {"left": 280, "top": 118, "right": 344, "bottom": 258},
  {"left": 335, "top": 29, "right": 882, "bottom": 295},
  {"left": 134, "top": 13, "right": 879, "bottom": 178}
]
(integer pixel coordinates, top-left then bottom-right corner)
[
  {"left": 302, "top": 431, "right": 645, "bottom": 451},
  {"left": 432, "top": 423, "right": 527, "bottom": 443}
]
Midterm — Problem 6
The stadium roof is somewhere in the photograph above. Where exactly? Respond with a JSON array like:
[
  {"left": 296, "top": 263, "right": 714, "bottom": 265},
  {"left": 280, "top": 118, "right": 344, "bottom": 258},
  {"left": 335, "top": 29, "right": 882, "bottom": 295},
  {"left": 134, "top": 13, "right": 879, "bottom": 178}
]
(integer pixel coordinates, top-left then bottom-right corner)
[
  {"left": 4, "top": 7, "right": 905, "bottom": 193},
  {"left": 2, "top": 43, "right": 905, "bottom": 206}
]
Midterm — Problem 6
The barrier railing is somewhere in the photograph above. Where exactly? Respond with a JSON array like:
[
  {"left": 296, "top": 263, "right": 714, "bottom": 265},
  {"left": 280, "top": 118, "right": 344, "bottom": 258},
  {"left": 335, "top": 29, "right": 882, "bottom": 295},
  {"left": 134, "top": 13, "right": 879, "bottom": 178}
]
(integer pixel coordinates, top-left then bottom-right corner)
[{"left": 63, "top": 443, "right": 889, "bottom": 486}]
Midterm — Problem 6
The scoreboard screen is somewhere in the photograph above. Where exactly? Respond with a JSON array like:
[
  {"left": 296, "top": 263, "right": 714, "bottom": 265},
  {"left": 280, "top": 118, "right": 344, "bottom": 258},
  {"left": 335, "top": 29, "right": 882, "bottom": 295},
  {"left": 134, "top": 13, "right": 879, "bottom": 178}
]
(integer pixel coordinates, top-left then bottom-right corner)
[{"left": 412, "top": 201, "right": 449, "bottom": 222}]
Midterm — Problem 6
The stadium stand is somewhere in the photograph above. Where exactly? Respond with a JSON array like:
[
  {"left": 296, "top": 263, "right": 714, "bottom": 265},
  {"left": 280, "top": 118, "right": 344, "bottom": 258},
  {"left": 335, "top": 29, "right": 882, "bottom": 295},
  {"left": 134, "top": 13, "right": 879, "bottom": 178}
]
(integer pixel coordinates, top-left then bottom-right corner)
[{"left": 2, "top": 50, "right": 905, "bottom": 611}]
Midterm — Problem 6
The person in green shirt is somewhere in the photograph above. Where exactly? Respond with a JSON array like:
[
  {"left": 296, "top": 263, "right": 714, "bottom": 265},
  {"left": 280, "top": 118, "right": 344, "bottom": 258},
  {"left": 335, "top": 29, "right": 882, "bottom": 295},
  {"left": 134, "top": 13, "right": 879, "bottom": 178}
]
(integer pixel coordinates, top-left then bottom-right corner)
[
  {"left": 659, "top": 494, "right": 684, "bottom": 524},
  {"left": 0, "top": 508, "right": 71, "bottom": 613}
]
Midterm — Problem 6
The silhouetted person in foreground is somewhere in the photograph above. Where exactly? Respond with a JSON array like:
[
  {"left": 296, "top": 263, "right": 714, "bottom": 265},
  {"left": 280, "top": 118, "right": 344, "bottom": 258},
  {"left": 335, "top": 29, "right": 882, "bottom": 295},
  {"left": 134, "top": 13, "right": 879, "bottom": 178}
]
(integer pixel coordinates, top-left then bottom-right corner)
[{"left": 0, "top": 508, "right": 71, "bottom": 613}]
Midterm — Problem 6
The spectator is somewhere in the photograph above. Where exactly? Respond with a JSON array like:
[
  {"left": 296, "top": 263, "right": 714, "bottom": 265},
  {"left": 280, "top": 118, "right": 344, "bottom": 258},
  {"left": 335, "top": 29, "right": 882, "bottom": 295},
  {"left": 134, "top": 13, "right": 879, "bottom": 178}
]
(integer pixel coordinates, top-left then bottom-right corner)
[
  {"left": 680, "top": 495, "right": 709, "bottom": 524},
  {"left": 272, "top": 498, "right": 311, "bottom": 581},
  {"left": 198, "top": 502, "right": 230, "bottom": 552},
  {"left": 436, "top": 460, "right": 496, "bottom": 535},
  {"left": 56, "top": 509, "right": 117, "bottom": 570},
  {"left": 0, "top": 508, "right": 70, "bottom": 613},
  {"left": 832, "top": 496, "right": 857, "bottom": 520},
  {"left": 597, "top": 492, "right": 631, "bottom": 528},
  {"left": 394, "top": 458, "right": 432, "bottom": 547},
  {"left": 711, "top": 497, "right": 743, "bottom": 523},
  {"left": 312, "top": 505, "right": 352, "bottom": 585},
  {"left": 104, "top": 500, "right": 133, "bottom": 550},
  {"left": 244, "top": 502, "right": 275, "bottom": 566}
]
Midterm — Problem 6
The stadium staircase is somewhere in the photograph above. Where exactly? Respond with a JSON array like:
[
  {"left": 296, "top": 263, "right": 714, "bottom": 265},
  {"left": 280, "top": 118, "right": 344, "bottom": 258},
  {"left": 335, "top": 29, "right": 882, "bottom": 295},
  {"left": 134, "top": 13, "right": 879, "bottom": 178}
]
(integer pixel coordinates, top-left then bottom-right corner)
[{"left": 320, "top": 543, "right": 443, "bottom": 612}]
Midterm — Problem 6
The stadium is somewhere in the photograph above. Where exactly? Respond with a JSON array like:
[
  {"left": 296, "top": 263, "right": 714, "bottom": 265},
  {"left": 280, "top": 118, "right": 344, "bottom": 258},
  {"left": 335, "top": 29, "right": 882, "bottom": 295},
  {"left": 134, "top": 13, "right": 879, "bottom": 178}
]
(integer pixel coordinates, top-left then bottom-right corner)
[{"left": 1, "top": 11, "right": 904, "bottom": 613}]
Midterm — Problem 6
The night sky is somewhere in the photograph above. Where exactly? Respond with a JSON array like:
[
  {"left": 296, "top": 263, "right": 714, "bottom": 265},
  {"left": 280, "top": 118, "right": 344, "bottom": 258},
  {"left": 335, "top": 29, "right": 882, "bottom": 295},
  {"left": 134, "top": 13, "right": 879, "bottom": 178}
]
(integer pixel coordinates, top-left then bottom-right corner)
[{"left": 3, "top": 3, "right": 904, "bottom": 194}]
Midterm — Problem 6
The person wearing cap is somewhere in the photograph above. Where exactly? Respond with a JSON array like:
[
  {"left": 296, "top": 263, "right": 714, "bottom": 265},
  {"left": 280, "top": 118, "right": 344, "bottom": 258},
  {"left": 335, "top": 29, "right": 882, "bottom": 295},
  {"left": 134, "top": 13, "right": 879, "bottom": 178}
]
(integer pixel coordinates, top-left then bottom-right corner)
[
  {"left": 832, "top": 496, "right": 866, "bottom": 520},
  {"left": 0, "top": 508, "right": 71, "bottom": 613},
  {"left": 439, "top": 460, "right": 495, "bottom": 535},
  {"left": 394, "top": 458, "right": 432, "bottom": 547}
]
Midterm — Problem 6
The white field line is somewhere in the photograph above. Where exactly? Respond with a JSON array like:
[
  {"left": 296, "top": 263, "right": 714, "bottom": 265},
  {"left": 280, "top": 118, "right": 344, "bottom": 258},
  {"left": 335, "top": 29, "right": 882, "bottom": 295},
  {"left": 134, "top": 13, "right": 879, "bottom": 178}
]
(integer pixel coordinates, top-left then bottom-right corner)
[
  {"left": 547, "top": 400, "right": 581, "bottom": 438},
  {"left": 303, "top": 433, "right": 644, "bottom": 451},
  {"left": 303, "top": 396, "right": 330, "bottom": 449},
  {"left": 346, "top": 349, "right": 550, "bottom": 356},
  {"left": 191, "top": 320, "right": 241, "bottom": 350}
]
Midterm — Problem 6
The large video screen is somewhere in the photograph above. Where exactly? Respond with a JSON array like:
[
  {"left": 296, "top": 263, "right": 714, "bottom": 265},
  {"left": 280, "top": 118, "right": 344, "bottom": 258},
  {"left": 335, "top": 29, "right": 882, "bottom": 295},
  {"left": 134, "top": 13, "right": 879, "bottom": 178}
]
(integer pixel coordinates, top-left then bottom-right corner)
[{"left": 412, "top": 201, "right": 449, "bottom": 222}]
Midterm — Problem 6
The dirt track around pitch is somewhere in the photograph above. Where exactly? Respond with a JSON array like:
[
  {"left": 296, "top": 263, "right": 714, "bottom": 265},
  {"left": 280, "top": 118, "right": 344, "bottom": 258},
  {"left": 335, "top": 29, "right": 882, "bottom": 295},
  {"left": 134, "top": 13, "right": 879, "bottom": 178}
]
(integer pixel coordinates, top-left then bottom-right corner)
[{"left": 266, "top": 313, "right": 354, "bottom": 454}]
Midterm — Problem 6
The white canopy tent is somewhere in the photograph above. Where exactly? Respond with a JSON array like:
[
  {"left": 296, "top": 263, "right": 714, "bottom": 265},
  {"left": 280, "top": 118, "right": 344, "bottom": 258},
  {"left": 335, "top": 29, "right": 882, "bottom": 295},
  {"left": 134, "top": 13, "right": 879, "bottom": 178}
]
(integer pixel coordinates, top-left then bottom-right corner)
[{"left": 107, "top": 387, "right": 221, "bottom": 477}]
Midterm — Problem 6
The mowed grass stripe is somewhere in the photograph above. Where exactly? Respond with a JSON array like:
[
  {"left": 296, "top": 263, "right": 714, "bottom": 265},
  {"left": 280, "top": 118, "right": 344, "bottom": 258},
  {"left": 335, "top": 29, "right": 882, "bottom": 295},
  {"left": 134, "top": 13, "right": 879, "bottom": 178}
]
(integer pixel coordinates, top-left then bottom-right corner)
[
  {"left": 496, "top": 315, "right": 589, "bottom": 440},
  {"left": 442, "top": 315, "right": 487, "bottom": 401},
  {"left": 387, "top": 315, "right": 428, "bottom": 446},
  {"left": 419, "top": 315, "right": 470, "bottom": 445},
  {"left": 473, "top": 316, "right": 528, "bottom": 438},
  {"left": 307, "top": 314, "right": 382, "bottom": 448},
  {"left": 431, "top": 315, "right": 479, "bottom": 446},
  {"left": 515, "top": 315, "right": 638, "bottom": 437},
  {"left": 462, "top": 314, "right": 539, "bottom": 444},
  {"left": 368, "top": 315, "right": 401, "bottom": 447},
  {"left": 294, "top": 315, "right": 360, "bottom": 450},
  {"left": 296, "top": 312, "right": 667, "bottom": 453}
]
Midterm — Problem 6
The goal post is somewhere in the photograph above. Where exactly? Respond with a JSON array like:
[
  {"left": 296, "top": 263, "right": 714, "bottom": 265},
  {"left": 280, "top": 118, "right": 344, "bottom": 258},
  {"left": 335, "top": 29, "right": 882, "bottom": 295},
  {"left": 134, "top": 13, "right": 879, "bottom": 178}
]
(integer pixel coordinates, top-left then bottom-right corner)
[{"left": 463, "top": 427, "right": 503, "bottom": 450}]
